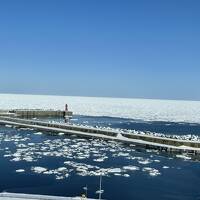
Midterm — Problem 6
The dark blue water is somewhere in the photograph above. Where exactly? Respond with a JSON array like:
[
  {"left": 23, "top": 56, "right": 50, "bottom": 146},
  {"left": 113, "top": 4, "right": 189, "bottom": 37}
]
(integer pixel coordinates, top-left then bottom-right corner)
[
  {"left": 0, "top": 116, "right": 200, "bottom": 200},
  {"left": 43, "top": 115, "right": 200, "bottom": 136}
]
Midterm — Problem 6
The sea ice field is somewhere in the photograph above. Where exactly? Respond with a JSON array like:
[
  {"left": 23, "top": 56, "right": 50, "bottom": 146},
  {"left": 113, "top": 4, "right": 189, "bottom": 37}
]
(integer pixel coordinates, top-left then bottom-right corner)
[{"left": 1, "top": 93, "right": 200, "bottom": 123}]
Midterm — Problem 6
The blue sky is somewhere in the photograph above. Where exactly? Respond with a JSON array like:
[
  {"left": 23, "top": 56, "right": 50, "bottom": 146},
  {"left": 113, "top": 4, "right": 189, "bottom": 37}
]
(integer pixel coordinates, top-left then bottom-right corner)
[{"left": 0, "top": 0, "right": 199, "bottom": 100}]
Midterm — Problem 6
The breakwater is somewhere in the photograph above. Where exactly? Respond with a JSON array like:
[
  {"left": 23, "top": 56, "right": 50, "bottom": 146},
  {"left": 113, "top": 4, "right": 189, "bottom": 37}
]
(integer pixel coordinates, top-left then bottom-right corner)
[
  {"left": 0, "top": 109, "right": 72, "bottom": 118},
  {"left": 0, "top": 116, "right": 200, "bottom": 154}
]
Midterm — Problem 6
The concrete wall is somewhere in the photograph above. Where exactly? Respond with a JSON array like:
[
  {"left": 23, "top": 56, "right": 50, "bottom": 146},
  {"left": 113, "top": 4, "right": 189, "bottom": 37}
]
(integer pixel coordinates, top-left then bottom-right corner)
[
  {"left": 15, "top": 110, "right": 65, "bottom": 117},
  {"left": 122, "top": 133, "right": 200, "bottom": 148},
  {"left": 0, "top": 109, "right": 73, "bottom": 118}
]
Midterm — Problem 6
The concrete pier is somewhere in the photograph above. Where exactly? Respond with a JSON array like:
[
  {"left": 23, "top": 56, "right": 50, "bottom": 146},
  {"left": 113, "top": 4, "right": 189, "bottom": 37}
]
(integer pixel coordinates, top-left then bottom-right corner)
[
  {"left": 0, "top": 109, "right": 72, "bottom": 118},
  {"left": 0, "top": 116, "right": 200, "bottom": 155}
]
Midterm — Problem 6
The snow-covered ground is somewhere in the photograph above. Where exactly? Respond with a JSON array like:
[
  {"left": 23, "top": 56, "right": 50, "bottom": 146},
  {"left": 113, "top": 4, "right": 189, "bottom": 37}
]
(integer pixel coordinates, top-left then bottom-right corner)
[{"left": 0, "top": 93, "right": 200, "bottom": 123}]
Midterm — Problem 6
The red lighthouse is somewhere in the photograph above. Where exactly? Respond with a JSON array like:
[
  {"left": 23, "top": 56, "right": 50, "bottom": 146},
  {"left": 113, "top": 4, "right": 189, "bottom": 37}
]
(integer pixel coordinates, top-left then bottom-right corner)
[{"left": 65, "top": 104, "right": 68, "bottom": 112}]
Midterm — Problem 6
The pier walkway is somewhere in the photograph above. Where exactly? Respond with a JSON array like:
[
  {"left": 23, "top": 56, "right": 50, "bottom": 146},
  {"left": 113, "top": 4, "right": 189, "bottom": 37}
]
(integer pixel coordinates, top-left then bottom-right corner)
[{"left": 0, "top": 116, "right": 200, "bottom": 154}]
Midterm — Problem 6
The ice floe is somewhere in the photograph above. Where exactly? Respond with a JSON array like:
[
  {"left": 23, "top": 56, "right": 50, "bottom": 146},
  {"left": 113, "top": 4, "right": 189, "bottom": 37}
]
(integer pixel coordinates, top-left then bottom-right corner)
[
  {"left": 142, "top": 167, "right": 161, "bottom": 176},
  {"left": 176, "top": 154, "right": 192, "bottom": 160},
  {"left": 16, "top": 169, "right": 25, "bottom": 173},
  {"left": 31, "top": 167, "right": 47, "bottom": 173},
  {"left": 162, "top": 166, "right": 169, "bottom": 169},
  {"left": 5, "top": 124, "right": 12, "bottom": 128},
  {"left": 34, "top": 132, "right": 43, "bottom": 135},
  {"left": 123, "top": 166, "right": 139, "bottom": 171},
  {"left": 0, "top": 127, "right": 180, "bottom": 180}
]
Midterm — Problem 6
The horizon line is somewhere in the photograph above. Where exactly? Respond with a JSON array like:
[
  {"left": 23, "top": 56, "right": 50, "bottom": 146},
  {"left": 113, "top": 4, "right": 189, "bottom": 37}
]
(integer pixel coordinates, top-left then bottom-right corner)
[{"left": 0, "top": 92, "right": 200, "bottom": 103}]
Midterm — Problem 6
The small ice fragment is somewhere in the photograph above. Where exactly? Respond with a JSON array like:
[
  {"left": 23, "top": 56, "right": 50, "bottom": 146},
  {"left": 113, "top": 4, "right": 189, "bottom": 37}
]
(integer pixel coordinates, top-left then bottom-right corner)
[
  {"left": 5, "top": 125, "right": 12, "bottom": 128},
  {"left": 108, "top": 168, "right": 122, "bottom": 173},
  {"left": 34, "top": 132, "right": 43, "bottom": 135},
  {"left": 16, "top": 169, "right": 25, "bottom": 173},
  {"left": 114, "top": 173, "right": 121, "bottom": 176},
  {"left": 11, "top": 157, "right": 21, "bottom": 162},
  {"left": 123, "top": 166, "right": 139, "bottom": 171},
  {"left": 162, "top": 166, "right": 169, "bottom": 169}
]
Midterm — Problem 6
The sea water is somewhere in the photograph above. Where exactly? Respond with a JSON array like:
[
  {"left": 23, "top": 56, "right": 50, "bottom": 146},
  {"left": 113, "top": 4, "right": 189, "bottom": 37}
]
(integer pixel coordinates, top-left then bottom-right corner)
[{"left": 0, "top": 94, "right": 200, "bottom": 199}]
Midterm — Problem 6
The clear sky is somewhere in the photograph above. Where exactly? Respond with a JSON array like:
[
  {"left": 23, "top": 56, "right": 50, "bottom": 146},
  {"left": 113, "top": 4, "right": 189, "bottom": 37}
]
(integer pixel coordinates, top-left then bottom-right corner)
[{"left": 0, "top": 0, "right": 199, "bottom": 100}]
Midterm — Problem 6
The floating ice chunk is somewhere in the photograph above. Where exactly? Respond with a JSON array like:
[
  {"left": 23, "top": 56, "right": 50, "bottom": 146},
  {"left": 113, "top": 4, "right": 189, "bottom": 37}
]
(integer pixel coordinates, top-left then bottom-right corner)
[
  {"left": 13, "top": 153, "right": 21, "bottom": 157},
  {"left": 117, "top": 152, "right": 129, "bottom": 157},
  {"left": 70, "top": 118, "right": 78, "bottom": 121},
  {"left": 57, "top": 167, "right": 67, "bottom": 172},
  {"left": 17, "top": 144, "right": 27, "bottom": 148},
  {"left": 31, "top": 167, "right": 47, "bottom": 173},
  {"left": 162, "top": 166, "right": 169, "bottom": 169},
  {"left": 93, "top": 156, "right": 104, "bottom": 162},
  {"left": 23, "top": 156, "right": 34, "bottom": 162},
  {"left": 76, "top": 166, "right": 88, "bottom": 172},
  {"left": 5, "top": 125, "right": 12, "bottom": 128},
  {"left": 142, "top": 167, "right": 161, "bottom": 176},
  {"left": 93, "top": 143, "right": 103, "bottom": 147},
  {"left": 176, "top": 155, "right": 191, "bottom": 160},
  {"left": 77, "top": 156, "right": 87, "bottom": 160},
  {"left": 16, "top": 169, "right": 25, "bottom": 173},
  {"left": 108, "top": 168, "right": 122, "bottom": 173},
  {"left": 114, "top": 173, "right": 121, "bottom": 176},
  {"left": 43, "top": 170, "right": 55, "bottom": 175},
  {"left": 89, "top": 171, "right": 103, "bottom": 177},
  {"left": 64, "top": 138, "right": 71, "bottom": 142},
  {"left": 124, "top": 174, "right": 130, "bottom": 177},
  {"left": 34, "top": 132, "right": 43, "bottom": 135},
  {"left": 56, "top": 175, "right": 64, "bottom": 180},
  {"left": 4, "top": 154, "right": 12, "bottom": 157},
  {"left": 146, "top": 149, "right": 153, "bottom": 153},
  {"left": 149, "top": 170, "right": 161, "bottom": 176},
  {"left": 142, "top": 167, "right": 153, "bottom": 172},
  {"left": 96, "top": 189, "right": 104, "bottom": 194},
  {"left": 11, "top": 157, "right": 21, "bottom": 162},
  {"left": 77, "top": 171, "right": 88, "bottom": 176},
  {"left": 138, "top": 159, "right": 151, "bottom": 165},
  {"left": 123, "top": 166, "right": 139, "bottom": 171},
  {"left": 93, "top": 157, "right": 107, "bottom": 162},
  {"left": 28, "top": 143, "right": 35, "bottom": 146},
  {"left": 64, "top": 161, "right": 72, "bottom": 165}
]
